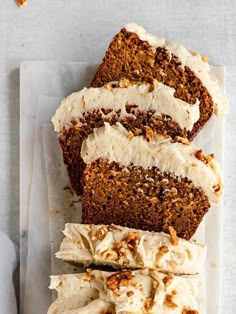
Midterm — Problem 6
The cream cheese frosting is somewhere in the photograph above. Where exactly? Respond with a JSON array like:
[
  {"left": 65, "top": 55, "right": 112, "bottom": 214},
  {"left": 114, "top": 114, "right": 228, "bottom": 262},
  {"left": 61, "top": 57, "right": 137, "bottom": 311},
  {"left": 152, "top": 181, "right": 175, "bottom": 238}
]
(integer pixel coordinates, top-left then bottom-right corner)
[
  {"left": 81, "top": 122, "right": 223, "bottom": 203},
  {"left": 52, "top": 81, "right": 200, "bottom": 133},
  {"left": 125, "top": 23, "right": 228, "bottom": 116},
  {"left": 56, "top": 224, "right": 206, "bottom": 275},
  {"left": 48, "top": 269, "right": 199, "bottom": 314}
]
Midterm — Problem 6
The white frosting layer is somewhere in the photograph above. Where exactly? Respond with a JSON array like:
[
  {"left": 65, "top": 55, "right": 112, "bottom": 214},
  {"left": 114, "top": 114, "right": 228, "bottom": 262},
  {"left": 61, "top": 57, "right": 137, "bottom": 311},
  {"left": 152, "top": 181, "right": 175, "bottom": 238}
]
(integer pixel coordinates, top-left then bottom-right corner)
[
  {"left": 52, "top": 81, "right": 200, "bottom": 133},
  {"left": 81, "top": 123, "right": 222, "bottom": 203},
  {"left": 125, "top": 23, "right": 228, "bottom": 116},
  {"left": 56, "top": 224, "right": 206, "bottom": 275},
  {"left": 48, "top": 270, "right": 199, "bottom": 314}
]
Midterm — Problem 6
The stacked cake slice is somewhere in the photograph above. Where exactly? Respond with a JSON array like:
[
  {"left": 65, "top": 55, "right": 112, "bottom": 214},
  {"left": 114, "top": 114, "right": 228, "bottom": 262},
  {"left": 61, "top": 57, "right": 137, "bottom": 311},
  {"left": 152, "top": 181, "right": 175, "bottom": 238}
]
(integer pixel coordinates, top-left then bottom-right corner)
[{"left": 48, "top": 23, "right": 228, "bottom": 313}]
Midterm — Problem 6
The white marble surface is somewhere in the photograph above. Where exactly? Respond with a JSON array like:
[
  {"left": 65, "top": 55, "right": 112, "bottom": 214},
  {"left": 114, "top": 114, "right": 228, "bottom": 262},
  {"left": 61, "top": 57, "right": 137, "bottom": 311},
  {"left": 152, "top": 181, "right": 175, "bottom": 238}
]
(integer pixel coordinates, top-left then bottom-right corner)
[{"left": 0, "top": 0, "right": 236, "bottom": 312}]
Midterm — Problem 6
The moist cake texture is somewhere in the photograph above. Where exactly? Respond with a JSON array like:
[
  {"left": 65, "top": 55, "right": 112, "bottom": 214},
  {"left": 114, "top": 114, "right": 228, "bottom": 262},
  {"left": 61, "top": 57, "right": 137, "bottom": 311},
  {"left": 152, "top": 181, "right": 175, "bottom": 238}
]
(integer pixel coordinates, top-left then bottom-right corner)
[
  {"left": 56, "top": 223, "right": 206, "bottom": 274},
  {"left": 81, "top": 123, "right": 222, "bottom": 239},
  {"left": 91, "top": 23, "right": 228, "bottom": 139},
  {"left": 48, "top": 269, "right": 199, "bottom": 314}
]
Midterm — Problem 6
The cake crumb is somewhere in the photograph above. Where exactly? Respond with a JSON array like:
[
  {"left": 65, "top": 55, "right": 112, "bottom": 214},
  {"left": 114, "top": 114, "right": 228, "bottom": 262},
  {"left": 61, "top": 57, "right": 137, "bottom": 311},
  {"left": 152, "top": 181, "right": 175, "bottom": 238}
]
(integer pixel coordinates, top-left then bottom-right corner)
[
  {"left": 202, "top": 56, "right": 209, "bottom": 63},
  {"left": 17, "top": 0, "right": 27, "bottom": 7}
]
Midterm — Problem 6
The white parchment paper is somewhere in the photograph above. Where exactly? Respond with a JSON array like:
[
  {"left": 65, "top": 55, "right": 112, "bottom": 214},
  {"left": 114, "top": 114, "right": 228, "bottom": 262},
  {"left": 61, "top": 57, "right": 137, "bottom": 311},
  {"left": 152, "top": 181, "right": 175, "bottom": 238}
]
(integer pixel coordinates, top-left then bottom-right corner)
[{"left": 22, "top": 63, "right": 225, "bottom": 314}]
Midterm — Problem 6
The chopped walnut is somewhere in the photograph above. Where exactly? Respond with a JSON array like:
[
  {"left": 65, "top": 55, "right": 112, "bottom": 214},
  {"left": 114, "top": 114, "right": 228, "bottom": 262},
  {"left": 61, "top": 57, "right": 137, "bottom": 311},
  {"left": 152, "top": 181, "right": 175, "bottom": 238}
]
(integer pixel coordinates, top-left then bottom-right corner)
[
  {"left": 144, "top": 126, "right": 154, "bottom": 141},
  {"left": 172, "top": 289, "right": 177, "bottom": 295},
  {"left": 169, "top": 226, "right": 179, "bottom": 246},
  {"left": 159, "top": 246, "right": 169, "bottom": 254},
  {"left": 195, "top": 149, "right": 215, "bottom": 164},
  {"left": 182, "top": 309, "right": 199, "bottom": 314},
  {"left": 119, "top": 79, "right": 131, "bottom": 88},
  {"left": 107, "top": 271, "right": 133, "bottom": 291},
  {"left": 95, "top": 226, "right": 108, "bottom": 240},
  {"left": 122, "top": 232, "right": 141, "bottom": 250},
  {"left": 107, "top": 224, "right": 122, "bottom": 232},
  {"left": 105, "top": 83, "right": 114, "bottom": 91},
  {"left": 101, "top": 249, "right": 118, "bottom": 260},
  {"left": 86, "top": 268, "right": 92, "bottom": 273},
  {"left": 133, "top": 128, "right": 143, "bottom": 136},
  {"left": 173, "top": 136, "right": 189, "bottom": 145},
  {"left": 88, "top": 230, "right": 97, "bottom": 241},
  {"left": 81, "top": 271, "right": 93, "bottom": 281},
  {"left": 163, "top": 275, "right": 173, "bottom": 289},
  {"left": 213, "top": 183, "right": 221, "bottom": 193},
  {"left": 164, "top": 294, "right": 178, "bottom": 308},
  {"left": 126, "top": 290, "right": 134, "bottom": 297},
  {"left": 127, "top": 131, "right": 134, "bottom": 140},
  {"left": 17, "top": 0, "right": 27, "bottom": 7},
  {"left": 202, "top": 56, "right": 209, "bottom": 63}
]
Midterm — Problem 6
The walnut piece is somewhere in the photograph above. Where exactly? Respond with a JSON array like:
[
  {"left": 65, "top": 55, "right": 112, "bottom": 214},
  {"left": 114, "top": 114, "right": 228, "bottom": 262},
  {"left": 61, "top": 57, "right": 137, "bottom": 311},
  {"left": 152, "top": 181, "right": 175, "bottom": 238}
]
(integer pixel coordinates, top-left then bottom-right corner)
[
  {"left": 119, "top": 79, "right": 131, "bottom": 88},
  {"left": 107, "top": 271, "right": 133, "bottom": 291},
  {"left": 126, "top": 290, "right": 134, "bottom": 297},
  {"left": 163, "top": 275, "right": 173, "bottom": 289},
  {"left": 101, "top": 249, "right": 118, "bottom": 260},
  {"left": 17, "top": 0, "right": 27, "bottom": 7},
  {"left": 144, "top": 126, "right": 154, "bottom": 141},
  {"left": 173, "top": 136, "right": 189, "bottom": 145},
  {"left": 195, "top": 149, "right": 215, "bottom": 164},
  {"left": 127, "top": 131, "right": 134, "bottom": 140},
  {"left": 159, "top": 246, "right": 169, "bottom": 254},
  {"left": 164, "top": 294, "right": 178, "bottom": 308},
  {"left": 122, "top": 232, "right": 141, "bottom": 250},
  {"left": 95, "top": 226, "right": 108, "bottom": 240},
  {"left": 133, "top": 128, "right": 143, "bottom": 136},
  {"left": 169, "top": 226, "right": 179, "bottom": 246}
]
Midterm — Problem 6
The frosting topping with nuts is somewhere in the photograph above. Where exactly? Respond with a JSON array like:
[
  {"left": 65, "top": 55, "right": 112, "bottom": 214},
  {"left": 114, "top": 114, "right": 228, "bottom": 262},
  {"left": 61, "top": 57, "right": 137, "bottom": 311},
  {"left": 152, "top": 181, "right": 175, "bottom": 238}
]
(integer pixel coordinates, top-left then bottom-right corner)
[
  {"left": 56, "top": 224, "right": 206, "bottom": 275},
  {"left": 48, "top": 269, "right": 199, "bottom": 313},
  {"left": 81, "top": 123, "right": 223, "bottom": 203}
]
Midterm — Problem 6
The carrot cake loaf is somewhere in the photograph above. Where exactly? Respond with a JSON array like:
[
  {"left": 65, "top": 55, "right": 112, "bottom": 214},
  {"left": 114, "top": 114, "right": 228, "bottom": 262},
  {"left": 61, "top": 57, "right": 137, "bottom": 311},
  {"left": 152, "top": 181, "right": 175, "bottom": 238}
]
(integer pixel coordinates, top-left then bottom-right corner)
[
  {"left": 81, "top": 123, "right": 222, "bottom": 239},
  {"left": 48, "top": 269, "right": 199, "bottom": 314},
  {"left": 52, "top": 80, "right": 200, "bottom": 195},
  {"left": 91, "top": 23, "right": 228, "bottom": 140},
  {"left": 56, "top": 224, "right": 206, "bottom": 275}
]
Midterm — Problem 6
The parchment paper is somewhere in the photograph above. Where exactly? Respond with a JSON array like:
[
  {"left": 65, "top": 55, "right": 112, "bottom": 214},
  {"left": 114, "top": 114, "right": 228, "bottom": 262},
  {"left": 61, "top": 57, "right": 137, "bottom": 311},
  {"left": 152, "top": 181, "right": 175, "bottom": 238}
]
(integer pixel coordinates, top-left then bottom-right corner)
[{"left": 22, "top": 63, "right": 225, "bottom": 314}]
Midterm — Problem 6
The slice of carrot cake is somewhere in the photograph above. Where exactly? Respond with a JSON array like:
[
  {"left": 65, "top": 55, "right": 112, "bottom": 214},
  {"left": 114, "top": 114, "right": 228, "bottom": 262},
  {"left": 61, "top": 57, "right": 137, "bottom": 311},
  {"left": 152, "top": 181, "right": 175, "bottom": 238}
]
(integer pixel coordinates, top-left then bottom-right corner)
[
  {"left": 52, "top": 80, "right": 200, "bottom": 195},
  {"left": 48, "top": 269, "right": 199, "bottom": 314},
  {"left": 91, "top": 23, "right": 228, "bottom": 140},
  {"left": 80, "top": 123, "right": 222, "bottom": 239},
  {"left": 56, "top": 223, "right": 206, "bottom": 275}
]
